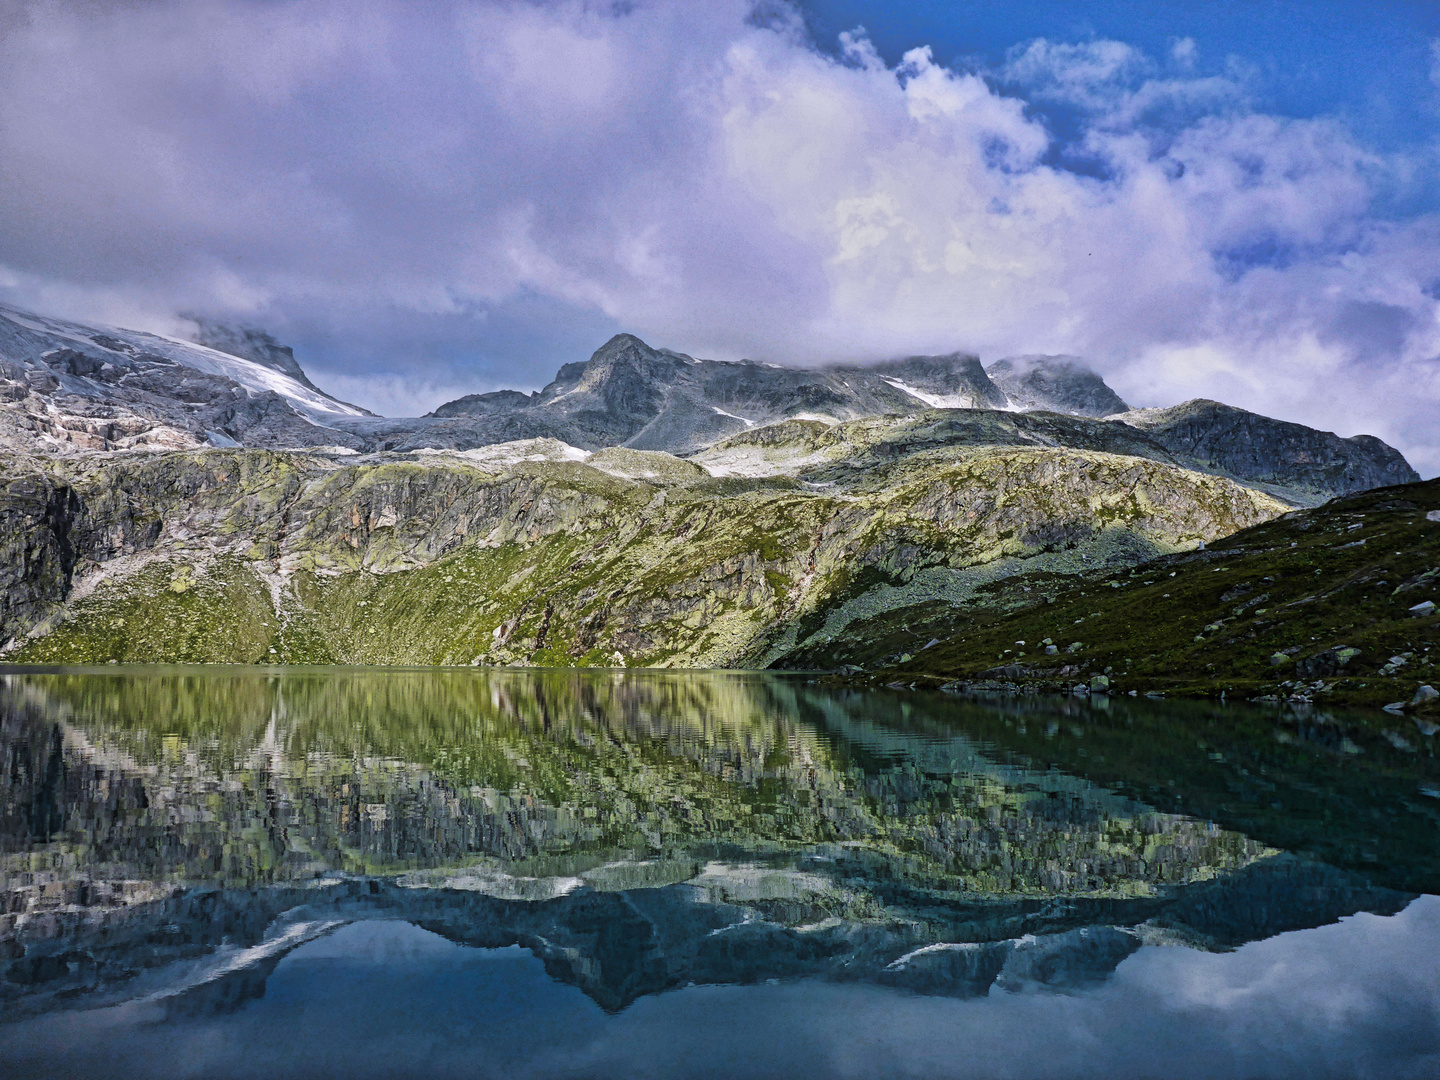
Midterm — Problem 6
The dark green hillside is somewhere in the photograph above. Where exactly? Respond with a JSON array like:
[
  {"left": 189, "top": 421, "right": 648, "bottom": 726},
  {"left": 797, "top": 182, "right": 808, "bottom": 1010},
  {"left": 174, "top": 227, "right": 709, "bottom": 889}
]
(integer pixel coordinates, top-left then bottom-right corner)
[{"left": 886, "top": 478, "right": 1440, "bottom": 712}]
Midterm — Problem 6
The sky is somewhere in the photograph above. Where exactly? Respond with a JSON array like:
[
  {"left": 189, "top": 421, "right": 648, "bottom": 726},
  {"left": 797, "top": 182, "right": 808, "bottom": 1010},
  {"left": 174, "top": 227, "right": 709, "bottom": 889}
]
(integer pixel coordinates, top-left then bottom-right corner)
[{"left": 0, "top": 0, "right": 1438, "bottom": 473}]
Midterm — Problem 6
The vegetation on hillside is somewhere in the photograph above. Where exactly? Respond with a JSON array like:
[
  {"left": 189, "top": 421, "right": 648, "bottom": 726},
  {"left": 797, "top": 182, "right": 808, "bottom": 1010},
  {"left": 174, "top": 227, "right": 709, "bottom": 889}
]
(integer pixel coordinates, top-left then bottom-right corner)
[{"left": 884, "top": 479, "right": 1440, "bottom": 713}]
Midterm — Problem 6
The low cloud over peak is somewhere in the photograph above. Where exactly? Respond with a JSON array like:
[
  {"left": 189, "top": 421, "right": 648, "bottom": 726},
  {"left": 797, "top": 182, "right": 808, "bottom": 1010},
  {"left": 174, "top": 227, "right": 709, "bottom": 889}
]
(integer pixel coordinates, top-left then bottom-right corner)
[{"left": 0, "top": 0, "right": 1436, "bottom": 471}]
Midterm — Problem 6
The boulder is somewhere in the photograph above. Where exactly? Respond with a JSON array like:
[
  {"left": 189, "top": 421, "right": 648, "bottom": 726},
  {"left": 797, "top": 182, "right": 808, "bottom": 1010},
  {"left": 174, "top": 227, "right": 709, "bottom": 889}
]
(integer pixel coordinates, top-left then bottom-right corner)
[{"left": 1296, "top": 647, "right": 1359, "bottom": 679}]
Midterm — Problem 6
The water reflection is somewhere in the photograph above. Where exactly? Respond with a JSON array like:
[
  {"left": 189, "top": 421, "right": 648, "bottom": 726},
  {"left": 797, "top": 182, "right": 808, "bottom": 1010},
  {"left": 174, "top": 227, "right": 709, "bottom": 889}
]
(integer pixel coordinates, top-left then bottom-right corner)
[{"left": 1, "top": 668, "right": 1437, "bottom": 1077}]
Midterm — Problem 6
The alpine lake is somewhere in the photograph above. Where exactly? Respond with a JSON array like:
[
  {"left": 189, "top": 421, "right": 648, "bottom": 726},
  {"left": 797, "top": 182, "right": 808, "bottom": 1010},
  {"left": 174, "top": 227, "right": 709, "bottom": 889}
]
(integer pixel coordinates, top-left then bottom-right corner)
[{"left": 2, "top": 666, "right": 1437, "bottom": 1079}]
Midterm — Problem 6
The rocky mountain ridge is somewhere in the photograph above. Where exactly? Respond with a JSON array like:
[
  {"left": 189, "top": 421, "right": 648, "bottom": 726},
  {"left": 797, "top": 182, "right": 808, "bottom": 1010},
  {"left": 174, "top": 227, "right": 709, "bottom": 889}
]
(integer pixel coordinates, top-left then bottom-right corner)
[
  {"left": 422, "top": 335, "right": 1012, "bottom": 456},
  {"left": 0, "top": 304, "right": 1417, "bottom": 503},
  {"left": 1115, "top": 398, "right": 1415, "bottom": 502},
  {"left": 0, "top": 303, "right": 371, "bottom": 455}
]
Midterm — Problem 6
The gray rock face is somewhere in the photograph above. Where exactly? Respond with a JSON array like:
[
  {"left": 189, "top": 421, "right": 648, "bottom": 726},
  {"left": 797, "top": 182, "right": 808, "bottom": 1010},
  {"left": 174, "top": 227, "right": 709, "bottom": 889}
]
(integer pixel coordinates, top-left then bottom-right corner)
[
  {"left": 1117, "top": 399, "right": 1420, "bottom": 498},
  {"left": 0, "top": 303, "right": 369, "bottom": 453},
  {"left": 986, "top": 354, "right": 1131, "bottom": 417},
  {"left": 0, "top": 463, "right": 78, "bottom": 645},
  {"left": 413, "top": 334, "right": 1008, "bottom": 456}
]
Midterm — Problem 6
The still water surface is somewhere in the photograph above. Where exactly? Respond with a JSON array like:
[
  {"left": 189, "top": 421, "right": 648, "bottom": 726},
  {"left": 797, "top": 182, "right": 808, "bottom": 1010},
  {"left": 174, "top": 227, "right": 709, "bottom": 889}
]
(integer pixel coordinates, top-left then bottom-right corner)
[{"left": 1, "top": 667, "right": 1437, "bottom": 1078}]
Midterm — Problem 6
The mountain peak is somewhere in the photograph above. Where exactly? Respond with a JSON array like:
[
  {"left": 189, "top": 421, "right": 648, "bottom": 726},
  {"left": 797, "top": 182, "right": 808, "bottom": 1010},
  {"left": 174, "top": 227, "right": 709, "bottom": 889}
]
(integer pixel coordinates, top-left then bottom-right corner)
[{"left": 986, "top": 355, "right": 1130, "bottom": 417}]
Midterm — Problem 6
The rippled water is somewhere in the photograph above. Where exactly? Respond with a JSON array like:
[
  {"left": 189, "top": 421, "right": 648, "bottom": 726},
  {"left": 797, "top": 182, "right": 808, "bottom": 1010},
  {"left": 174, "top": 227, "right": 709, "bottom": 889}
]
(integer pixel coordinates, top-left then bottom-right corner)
[{"left": 1, "top": 667, "right": 1437, "bottom": 1079}]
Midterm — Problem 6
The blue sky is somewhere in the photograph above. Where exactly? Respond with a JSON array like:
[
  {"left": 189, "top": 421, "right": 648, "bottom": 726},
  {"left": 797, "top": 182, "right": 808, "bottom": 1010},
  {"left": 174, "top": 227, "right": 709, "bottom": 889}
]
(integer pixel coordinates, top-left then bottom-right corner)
[
  {"left": 808, "top": 1, "right": 1440, "bottom": 147},
  {"left": 0, "top": 0, "right": 1437, "bottom": 471},
  {"left": 805, "top": 0, "right": 1440, "bottom": 213}
]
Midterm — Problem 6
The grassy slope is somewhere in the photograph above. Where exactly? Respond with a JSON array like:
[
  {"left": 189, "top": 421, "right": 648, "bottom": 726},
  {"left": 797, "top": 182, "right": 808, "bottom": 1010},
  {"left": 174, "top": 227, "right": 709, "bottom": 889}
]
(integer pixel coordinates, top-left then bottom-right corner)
[{"left": 888, "top": 479, "right": 1440, "bottom": 712}]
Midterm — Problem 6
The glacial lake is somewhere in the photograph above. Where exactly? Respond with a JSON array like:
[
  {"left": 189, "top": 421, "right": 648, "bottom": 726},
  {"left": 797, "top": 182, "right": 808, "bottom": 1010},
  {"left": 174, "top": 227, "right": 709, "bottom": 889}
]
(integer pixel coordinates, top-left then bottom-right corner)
[{"left": 1, "top": 668, "right": 1438, "bottom": 1079}]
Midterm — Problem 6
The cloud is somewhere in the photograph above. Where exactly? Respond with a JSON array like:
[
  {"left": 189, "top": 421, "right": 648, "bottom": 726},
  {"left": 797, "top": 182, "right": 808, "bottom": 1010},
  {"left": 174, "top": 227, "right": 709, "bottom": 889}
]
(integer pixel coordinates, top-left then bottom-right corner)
[
  {"left": 0, "top": 0, "right": 1436, "bottom": 473},
  {"left": 5, "top": 897, "right": 1440, "bottom": 1078},
  {"left": 1171, "top": 37, "right": 1198, "bottom": 68}
]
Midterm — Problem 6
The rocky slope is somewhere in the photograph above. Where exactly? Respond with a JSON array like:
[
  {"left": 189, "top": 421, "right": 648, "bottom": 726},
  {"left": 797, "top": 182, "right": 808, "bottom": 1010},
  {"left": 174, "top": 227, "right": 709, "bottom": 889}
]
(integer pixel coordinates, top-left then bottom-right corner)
[
  {"left": 0, "top": 303, "right": 370, "bottom": 455},
  {"left": 0, "top": 416, "right": 1288, "bottom": 666},
  {"left": 882, "top": 477, "right": 1440, "bottom": 713}
]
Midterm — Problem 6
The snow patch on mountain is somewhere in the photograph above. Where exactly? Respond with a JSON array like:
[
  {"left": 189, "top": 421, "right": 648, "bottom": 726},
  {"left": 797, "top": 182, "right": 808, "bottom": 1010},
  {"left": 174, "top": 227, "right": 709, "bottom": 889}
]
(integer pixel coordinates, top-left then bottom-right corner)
[{"left": 880, "top": 376, "right": 981, "bottom": 410}]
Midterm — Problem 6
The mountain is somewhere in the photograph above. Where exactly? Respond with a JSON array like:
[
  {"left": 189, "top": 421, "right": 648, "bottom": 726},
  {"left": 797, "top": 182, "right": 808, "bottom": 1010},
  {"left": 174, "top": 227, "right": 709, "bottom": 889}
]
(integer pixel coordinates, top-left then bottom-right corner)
[
  {"left": 0, "top": 304, "right": 1417, "bottom": 502},
  {"left": 1, "top": 424, "right": 1288, "bottom": 667},
  {"left": 414, "top": 334, "right": 1008, "bottom": 456},
  {"left": 0, "top": 302, "right": 1426, "bottom": 676},
  {"left": 392, "top": 337, "right": 1417, "bottom": 500},
  {"left": 985, "top": 354, "right": 1130, "bottom": 416},
  {"left": 185, "top": 316, "right": 327, "bottom": 393},
  {"left": 0, "top": 303, "right": 370, "bottom": 454}
]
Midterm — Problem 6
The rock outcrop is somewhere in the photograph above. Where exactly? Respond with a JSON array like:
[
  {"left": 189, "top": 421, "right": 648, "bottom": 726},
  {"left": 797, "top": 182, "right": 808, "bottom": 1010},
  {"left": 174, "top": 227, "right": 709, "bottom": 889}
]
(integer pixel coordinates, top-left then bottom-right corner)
[{"left": 1116, "top": 399, "right": 1419, "bottom": 499}]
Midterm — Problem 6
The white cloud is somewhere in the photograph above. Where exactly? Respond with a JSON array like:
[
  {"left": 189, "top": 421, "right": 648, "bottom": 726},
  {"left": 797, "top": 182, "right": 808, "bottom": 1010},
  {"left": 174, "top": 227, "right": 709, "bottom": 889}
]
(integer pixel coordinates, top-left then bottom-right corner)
[
  {"left": 304, "top": 369, "right": 488, "bottom": 419},
  {"left": 0, "top": 1, "right": 1436, "bottom": 472}
]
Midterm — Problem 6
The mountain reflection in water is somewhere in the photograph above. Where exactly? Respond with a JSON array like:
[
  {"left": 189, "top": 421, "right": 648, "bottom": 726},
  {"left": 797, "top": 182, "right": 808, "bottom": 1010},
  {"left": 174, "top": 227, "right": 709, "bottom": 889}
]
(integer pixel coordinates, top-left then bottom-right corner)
[{"left": 1, "top": 668, "right": 1437, "bottom": 1079}]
